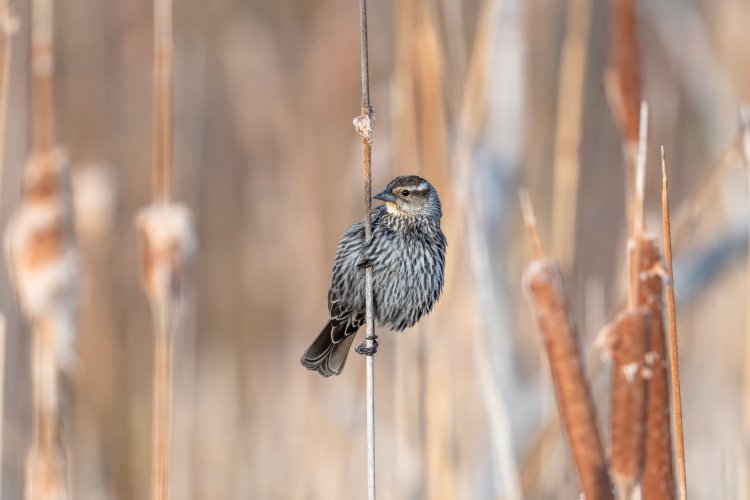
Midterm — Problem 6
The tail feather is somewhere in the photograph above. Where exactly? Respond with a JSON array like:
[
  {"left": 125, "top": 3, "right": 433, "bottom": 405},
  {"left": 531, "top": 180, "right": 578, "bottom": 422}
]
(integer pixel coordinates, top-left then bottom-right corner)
[{"left": 300, "top": 320, "right": 357, "bottom": 377}]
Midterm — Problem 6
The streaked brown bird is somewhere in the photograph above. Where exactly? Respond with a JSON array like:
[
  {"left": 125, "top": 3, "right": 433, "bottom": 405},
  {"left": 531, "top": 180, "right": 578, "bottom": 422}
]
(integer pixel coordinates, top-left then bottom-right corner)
[{"left": 300, "top": 175, "right": 447, "bottom": 376}]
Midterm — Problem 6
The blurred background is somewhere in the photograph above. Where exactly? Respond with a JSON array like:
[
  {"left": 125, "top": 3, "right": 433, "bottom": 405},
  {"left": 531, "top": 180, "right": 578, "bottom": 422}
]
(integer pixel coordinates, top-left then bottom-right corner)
[{"left": 1, "top": 0, "right": 749, "bottom": 498}]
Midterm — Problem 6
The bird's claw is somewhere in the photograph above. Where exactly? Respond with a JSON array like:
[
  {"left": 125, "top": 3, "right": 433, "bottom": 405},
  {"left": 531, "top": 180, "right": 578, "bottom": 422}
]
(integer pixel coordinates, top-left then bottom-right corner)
[
  {"left": 357, "top": 258, "right": 373, "bottom": 269},
  {"left": 355, "top": 335, "right": 379, "bottom": 356}
]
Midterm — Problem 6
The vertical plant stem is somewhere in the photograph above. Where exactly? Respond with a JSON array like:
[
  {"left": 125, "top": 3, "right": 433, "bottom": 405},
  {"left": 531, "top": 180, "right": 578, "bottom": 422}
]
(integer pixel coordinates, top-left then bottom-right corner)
[
  {"left": 660, "top": 147, "right": 686, "bottom": 500},
  {"left": 356, "top": 1, "right": 376, "bottom": 498},
  {"left": 34, "top": 319, "right": 57, "bottom": 459},
  {"left": 0, "top": 6, "right": 14, "bottom": 492},
  {"left": 629, "top": 101, "right": 648, "bottom": 310},
  {"left": 149, "top": 1, "right": 175, "bottom": 498},
  {"left": 551, "top": 0, "right": 592, "bottom": 272},
  {"left": 151, "top": 305, "right": 173, "bottom": 500},
  {"left": 31, "top": 0, "right": 55, "bottom": 157},
  {"left": 0, "top": 0, "right": 15, "bottom": 180},
  {"left": 740, "top": 104, "right": 750, "bottom": 500},
  {"left": 153, "top": 0, "right": 173, "bottom": 202},
  {"left": 0, "top": 316, "right": 4, "bottom": 494}
]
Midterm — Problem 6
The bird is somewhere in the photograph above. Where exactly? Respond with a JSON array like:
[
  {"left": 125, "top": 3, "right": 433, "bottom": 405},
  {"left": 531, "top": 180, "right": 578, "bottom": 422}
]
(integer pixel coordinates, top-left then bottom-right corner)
[{"left": 301, "top": 175, "right": 447, "bottom": 377}]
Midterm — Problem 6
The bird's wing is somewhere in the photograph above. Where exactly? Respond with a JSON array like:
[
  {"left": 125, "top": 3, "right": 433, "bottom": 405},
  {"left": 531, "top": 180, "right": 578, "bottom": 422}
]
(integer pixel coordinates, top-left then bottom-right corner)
[{"left": 328, "top": 294, "right": 364, "bottom": 343}]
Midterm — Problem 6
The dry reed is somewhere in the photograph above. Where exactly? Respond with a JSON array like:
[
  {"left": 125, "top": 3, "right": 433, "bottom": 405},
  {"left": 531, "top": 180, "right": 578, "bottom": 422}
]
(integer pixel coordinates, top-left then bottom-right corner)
[
  {"left": 352, "top": 1, "right": 376, "bottom": 498},
  {"left": 449, "top": 1, "right": 523, "bottom": 497},
  {"left": 661, "top": 147, "right": 686, "bottom": 500},
  {"left": 740, "top": 105, "right": 750, "bottom": 470},
  {"left": 0, "top": 0, "right": 16, "bottom": 181},
  {"left": 0, "top": 4, "right": 16, "bottom": 492},
  {"left": 606, "top": 0, "right": 642, "bottom": 233},
  {"left": 520, "top": 192, "right": 613, "bottom": 500},
  {"left": 4, "top": 0, "right": 79, "bottom": 497},
  {"left": 551, "top": 0, "right": 592, "bottom": 272},
  {"left": 136, "top": 1, "right": 196, "bottom": 499},
  {"left": 602, "top": 100, "right": 650, "bottom": 500}
]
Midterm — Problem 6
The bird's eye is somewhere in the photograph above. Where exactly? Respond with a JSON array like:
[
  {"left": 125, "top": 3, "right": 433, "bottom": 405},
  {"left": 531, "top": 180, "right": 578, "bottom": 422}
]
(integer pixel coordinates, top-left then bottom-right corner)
[{"left": 402, "top": 190, "right": 410, "bottom": 197}]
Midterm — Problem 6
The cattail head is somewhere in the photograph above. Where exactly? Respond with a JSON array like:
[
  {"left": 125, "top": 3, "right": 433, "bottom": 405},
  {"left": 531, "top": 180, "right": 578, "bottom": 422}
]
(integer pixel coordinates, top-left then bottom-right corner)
[
  {"left": 5, "top": 150, "right": 79, "bottom": 370},
  {"left": 135, "top": 202, "right": 196, "bottom": 311}
]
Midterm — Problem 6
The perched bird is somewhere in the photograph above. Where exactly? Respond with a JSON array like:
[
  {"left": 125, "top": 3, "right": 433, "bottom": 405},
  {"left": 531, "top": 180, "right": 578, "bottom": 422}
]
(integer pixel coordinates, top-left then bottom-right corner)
[{"left": 301, "top": 175, "right": 447, "bottom": 377}]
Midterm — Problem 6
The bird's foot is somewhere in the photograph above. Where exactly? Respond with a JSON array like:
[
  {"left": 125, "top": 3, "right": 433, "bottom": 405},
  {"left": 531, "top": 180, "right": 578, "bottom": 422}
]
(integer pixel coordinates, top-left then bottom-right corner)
[{"left": 355, "top": 335, "right": 379, "bottom": 356}]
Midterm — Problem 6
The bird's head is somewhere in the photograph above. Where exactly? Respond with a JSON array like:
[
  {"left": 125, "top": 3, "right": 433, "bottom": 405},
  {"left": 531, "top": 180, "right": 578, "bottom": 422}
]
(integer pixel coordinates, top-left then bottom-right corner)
[{"left": 374, "top": 175, "right": 442, "bottom": 219}]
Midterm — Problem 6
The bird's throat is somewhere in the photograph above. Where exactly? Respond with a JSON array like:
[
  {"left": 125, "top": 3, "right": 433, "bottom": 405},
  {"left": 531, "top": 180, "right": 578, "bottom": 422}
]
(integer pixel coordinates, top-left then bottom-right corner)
[{"left": 385, "top": 201, "right": 403, "bottom": 216}]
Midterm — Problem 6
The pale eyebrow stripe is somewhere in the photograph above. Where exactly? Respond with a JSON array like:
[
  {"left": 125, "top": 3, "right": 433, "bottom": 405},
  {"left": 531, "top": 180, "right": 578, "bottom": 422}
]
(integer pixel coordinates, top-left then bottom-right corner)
[{"left": 400, "top": 183, "right": 428, "bottom": 192}]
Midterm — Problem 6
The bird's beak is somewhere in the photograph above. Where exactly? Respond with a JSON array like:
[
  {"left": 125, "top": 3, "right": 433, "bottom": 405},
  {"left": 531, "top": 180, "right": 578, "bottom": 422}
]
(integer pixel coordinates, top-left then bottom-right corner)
[{"left": 374, "top": 189, "right": 397, "bottom": 203}]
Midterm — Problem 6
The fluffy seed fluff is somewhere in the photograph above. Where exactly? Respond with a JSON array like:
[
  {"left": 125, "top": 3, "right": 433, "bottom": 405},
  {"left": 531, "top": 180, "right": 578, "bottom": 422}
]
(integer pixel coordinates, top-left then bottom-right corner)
[
  {"left": 5, "top": 150, "right": 79, "bottom": 370},
  {"left": 136, "top": 202, "right": 196, "bottom": 310}
]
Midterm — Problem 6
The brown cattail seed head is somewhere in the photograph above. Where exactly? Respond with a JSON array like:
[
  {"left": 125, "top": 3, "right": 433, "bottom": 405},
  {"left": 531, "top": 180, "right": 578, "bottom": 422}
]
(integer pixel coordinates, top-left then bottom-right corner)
[
  {"left": 634, "top": 235, "right": 675, "bottom": 499},
  {"left": 523, "top": 258, "right": 613, "bottom": 500},
  {"left": 605, "top": 308, "right": 650, "bottom": 498},
  {"left": 136, "top": 202, "right": 196, "bottom": 309}
]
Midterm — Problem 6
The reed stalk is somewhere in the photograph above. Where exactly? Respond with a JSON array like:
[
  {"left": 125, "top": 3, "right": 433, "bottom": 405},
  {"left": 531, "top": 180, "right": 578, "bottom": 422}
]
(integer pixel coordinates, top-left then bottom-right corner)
[
  {"left": 0, "top": 4, "right": 16, "bottom": 492},
  {"left": 605, "top": 100, "right": 649, "bottom": 500},
  {"left": 136, "top": 1, "right": 196, "bottom": 499},
  {"left": 741, "top": 106, "right": 750, "bottom": 462},
  {"left": 3, "top": 0, "right": 79, "bottom": 498},
  {"left": 606, "top": 0, "right": 642, "bottom": 232},
  {"left": 352, "top": 1, "right": 376, "bottom": 498},
  {"left": 660, "top": 147, "right": 687, "bottom": 500},
  {"left": 551, "top": 0, "right": 592, "bottom": 272}
]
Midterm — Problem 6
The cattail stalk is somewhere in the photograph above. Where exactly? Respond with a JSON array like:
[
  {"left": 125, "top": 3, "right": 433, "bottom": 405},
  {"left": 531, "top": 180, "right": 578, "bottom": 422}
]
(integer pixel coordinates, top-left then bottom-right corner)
[
  {"left": 0, "top": 0, "right": 16, "bottom": 179},
  {"left": 629, "top": 101, "right": 648, "bottom": 308},
  {"left": 0, "top": 5, "right": 16, "bottom": 492},
  {"left": 661, "top": 147, "right": 686, "bottom": 500},
  {"left": 153, "top": 0, "right": 172, "bottom": 202},
  {"left": 605, "top": 100, "right": 649, "bottom": 500},
  {"left": 136, "top": 1, "right": 196, "bottom": 500},
  {"left": 353, "top": 0, "right": 376, "bottom": 498},
  {"left": 520, "top": 193, "right": 612, "bottom": 500},
  {"left": 551, "top": 0, "right": 592, "bottom": 272},
  {"left": 3, "top": 1, "right": 79, "bottom": 498},
  {"left": 741, "top": 105, "right": 750, "bottom": 462},
  {"left": 606, "top": 0, "right": 642, "bottom": 231}
]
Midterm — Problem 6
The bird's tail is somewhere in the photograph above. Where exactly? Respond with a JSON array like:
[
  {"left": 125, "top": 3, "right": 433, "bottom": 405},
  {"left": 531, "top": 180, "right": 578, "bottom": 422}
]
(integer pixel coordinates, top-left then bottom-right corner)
[{"left": 300, "top": 320, "right": 356, "bottom": 377}]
